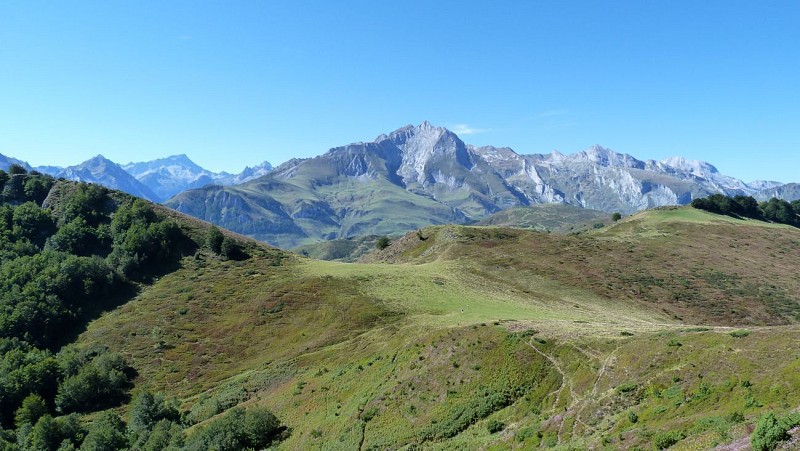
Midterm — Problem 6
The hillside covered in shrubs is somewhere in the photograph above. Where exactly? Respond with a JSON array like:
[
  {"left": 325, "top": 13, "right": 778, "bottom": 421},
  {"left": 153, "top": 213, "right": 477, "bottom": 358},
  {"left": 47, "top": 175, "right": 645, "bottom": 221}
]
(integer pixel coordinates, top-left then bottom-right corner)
[{"left": 0, "top": 165, "right": 285, "bottom": 450}]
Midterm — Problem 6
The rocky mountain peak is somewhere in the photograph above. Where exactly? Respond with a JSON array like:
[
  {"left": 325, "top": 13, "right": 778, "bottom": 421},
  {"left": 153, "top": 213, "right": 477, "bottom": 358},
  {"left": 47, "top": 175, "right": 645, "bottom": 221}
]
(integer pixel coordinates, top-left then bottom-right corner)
[
  {"left": 124, "top": 154, "right": 206, "bottom": 175},
  {"left": 378, "top": 122, "right": 471, "bottom": 185},
  {"left": 76, "top": 155, "right": 118, "bottom": 171},
  {"left": 384, "top": 121, "right": 452, "bottom": 146},
  {"left": 659, "top": 156, "right": 719, "bottom": 176},
  {"left": 572, "top": 145, "right": 644, "bottom": 169}
]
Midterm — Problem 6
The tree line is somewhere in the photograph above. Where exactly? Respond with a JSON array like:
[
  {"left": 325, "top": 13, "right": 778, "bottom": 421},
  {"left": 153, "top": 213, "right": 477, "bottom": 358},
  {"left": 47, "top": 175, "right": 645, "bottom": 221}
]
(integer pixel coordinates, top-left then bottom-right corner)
[
  {"left": 691, "top": 193, "right": 800, "bottom": 227},
  {"left": 0, "top": 166, "right": 282, "bottom": 449}
]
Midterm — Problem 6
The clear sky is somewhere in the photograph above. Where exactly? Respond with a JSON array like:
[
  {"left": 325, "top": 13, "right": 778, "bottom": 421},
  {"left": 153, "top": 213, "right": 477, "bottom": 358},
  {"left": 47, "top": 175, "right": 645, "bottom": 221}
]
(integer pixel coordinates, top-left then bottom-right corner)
[{"left": 1, "top": 1, "right": 798, "bottom": 182}]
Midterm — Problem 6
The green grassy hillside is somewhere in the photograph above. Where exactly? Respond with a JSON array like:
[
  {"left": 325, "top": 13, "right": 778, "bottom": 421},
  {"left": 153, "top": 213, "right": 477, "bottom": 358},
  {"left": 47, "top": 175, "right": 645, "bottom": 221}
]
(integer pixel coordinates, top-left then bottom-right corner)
[
  {"left": 475, "top": 203, "right": 614, "bottom": 232},
  {"left": 292, "top": 235, "right": 382, "bottom": 262},
  {"left": 371, "top": 206, "right": 800, "bottom": 326},
  {"left": 166, "top": 178, "right": 466, "bottom": 249},
  {"left": 68, "top": 206, "right": 800, "bottom": 450}
]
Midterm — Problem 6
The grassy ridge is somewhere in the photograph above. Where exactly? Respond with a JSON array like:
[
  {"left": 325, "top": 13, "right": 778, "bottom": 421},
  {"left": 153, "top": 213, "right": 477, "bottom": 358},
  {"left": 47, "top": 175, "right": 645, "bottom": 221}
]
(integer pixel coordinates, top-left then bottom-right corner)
[{"left": 373, "top": 207, "right": 800, "bottom": 326}]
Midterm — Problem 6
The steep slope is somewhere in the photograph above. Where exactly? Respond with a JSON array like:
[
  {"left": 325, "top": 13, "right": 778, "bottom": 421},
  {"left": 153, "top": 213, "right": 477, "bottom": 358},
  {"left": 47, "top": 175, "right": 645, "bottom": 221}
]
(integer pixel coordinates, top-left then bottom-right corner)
[
  {"left": 0, "top": 174, "right": 299, "bottom": 449},
  {"left": 56, "top": 155, "right": 160, "bottom": 201},
  {"left": 518, "top": 147, "right": 726, "bottom": 213},
  {"left": 168, "top": 123, "right": 511, "bottom": 248}
]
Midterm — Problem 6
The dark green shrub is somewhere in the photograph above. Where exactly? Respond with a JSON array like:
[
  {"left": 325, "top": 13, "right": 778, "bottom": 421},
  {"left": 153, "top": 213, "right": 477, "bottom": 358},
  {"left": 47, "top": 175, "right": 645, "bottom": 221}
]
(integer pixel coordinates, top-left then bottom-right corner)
[
  {"left": 55, "top": 351, "right": 131, "bottom": 413},
  {"left": 220, "top": 237, "right": 245, "bottom": 260},
  {"left": 81, "top": 411, "right": 128, "bottom": 451},
  {"left": 0, "top": 344, "right": 60, "bottom": 425},
  {"left": 133, "top": 418, "right": 184, "bottom": 451},
  {"left": 206, "top": 226, "right": 224, "bottom": 254},
  {"left": 128, "top": 391, "right": 180, "bottom": 435},
  {"left": 23, "top": 414, "right": 84, "bottom": 451},
  {"left": 653, "top": 430, "right": 684, "bottom": 449},
  {"left": 361, "top": 407, "right": 378, "bottom": 422},
  {"left": 184, "top": 406, "right": 284, "bottom": 451},
  {"left": 487, "top": 419, "right": 505, "bottom": 433},
  {"left": 8, "top": 164, "right": 27, "bottom": 176},
  {"left": 12, "top": 202, "right": 55, "bottom": 247},
  {"left": 751, "top": 411, "right": 800, "bottom": 451},
  {"left": 375, "top": 236, "right": 390, "bottom": 250}
]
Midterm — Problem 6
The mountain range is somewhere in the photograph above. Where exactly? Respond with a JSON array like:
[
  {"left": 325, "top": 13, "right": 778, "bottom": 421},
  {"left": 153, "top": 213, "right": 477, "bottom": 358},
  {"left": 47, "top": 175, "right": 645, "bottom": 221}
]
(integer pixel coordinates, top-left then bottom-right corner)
[
  {"left": 165, "top": 122, "right": 797, "bottom": 247},
  {"left": 3, "top": 121, "right": 797, "bottom": 248},
  {"left": 0, "top": 152, "right": 273, "bottom": 202}
]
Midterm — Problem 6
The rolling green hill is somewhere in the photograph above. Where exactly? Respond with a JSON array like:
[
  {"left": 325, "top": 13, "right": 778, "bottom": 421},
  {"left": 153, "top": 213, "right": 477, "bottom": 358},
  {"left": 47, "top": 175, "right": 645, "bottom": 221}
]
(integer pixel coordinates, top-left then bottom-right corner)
[{"left": 70, "top": 206, "right": 800, "bottom": 450}]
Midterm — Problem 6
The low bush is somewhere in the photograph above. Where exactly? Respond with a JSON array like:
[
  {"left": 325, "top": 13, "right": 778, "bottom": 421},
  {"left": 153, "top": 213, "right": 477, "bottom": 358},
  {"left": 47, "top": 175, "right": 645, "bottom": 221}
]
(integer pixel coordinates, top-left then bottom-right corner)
[
  {"left": 487, "top": 419, "right": 505, "bottom": 433},
  {"left": 751, "top": 411, "right": 800, "bottom": 451},
  {"left": 653, "top": 429, "right": 685, "bottom": 449}
]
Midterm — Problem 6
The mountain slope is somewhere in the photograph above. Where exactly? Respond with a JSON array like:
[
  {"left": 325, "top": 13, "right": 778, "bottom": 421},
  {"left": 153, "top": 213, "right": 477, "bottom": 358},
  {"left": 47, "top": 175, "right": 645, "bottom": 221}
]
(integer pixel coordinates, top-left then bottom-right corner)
[
  {"left": 6, "top": 123, "right": 799, "bottom": 250},
  {"left": 755, "top": 182, "right": 800, "bottom": 202},
  {"left": 56, "top": 155, "right": 160, "bottom": 201},
  {"left": 0, "top": 153, "right": 33, "bottom": 172},
  {"left": 475, "top": 203, "right": 613, "bottom": 232}
]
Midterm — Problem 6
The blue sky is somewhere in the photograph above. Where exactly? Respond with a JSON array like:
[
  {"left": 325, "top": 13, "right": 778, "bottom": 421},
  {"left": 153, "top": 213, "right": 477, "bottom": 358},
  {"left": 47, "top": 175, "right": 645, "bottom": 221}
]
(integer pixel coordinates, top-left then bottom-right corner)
[{"left": 1, "top": 1, "right": 798, "bottom": 182}]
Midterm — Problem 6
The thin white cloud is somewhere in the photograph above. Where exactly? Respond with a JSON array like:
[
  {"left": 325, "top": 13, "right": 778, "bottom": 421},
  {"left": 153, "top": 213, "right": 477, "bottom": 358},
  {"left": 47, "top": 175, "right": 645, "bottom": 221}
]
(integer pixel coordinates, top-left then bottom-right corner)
[
  {"left": 532, "top": 109, "right": 569, "bottom": 119},
  {"left": 450, "top": 124, "right": 490, "bottom": 135}
]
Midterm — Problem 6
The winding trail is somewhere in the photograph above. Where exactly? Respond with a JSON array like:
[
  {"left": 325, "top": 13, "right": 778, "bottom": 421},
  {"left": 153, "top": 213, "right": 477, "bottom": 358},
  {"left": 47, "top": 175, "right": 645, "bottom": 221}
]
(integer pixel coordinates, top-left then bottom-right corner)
[
  {"left": 571, "top": 345, "right": 620, "bottom": 437},
  {"left": 526, "top": 339, "right": 581, "bottom": 443},
  {"left": 527, "top": 338, "right": 627, "bottom": 443}
]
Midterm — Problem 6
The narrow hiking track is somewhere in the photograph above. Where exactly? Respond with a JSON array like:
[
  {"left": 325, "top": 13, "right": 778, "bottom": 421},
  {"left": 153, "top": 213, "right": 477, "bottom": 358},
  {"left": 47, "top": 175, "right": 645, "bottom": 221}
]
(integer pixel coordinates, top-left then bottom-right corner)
[
  {"left": 570, "top": 342, "right": 601, "bottom": 361},
  {"left": 526, "top": 339, "right": 581, "bottom": 443},
  {"left": 526, "top": 339, "right": 567, "bottom": 408},
  {"left": 528, "top": 338, "right": 627, "bottom": 443},
  {"left": 572, "top": 345, "right": 621, "bottom": 437},
  {"left": 591, "top": 346, "right": 619, "bottom": 398}
]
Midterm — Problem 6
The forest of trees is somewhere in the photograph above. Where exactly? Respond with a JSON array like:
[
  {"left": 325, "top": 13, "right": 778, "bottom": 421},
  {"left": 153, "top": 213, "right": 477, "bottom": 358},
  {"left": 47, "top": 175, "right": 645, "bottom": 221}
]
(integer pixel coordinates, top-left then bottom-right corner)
[
  {"left": 0, "top": 166, "right": 282, "bottom": 450},
  {"left": 691, "top": 193, "right": 800, "bottom": 227}
]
